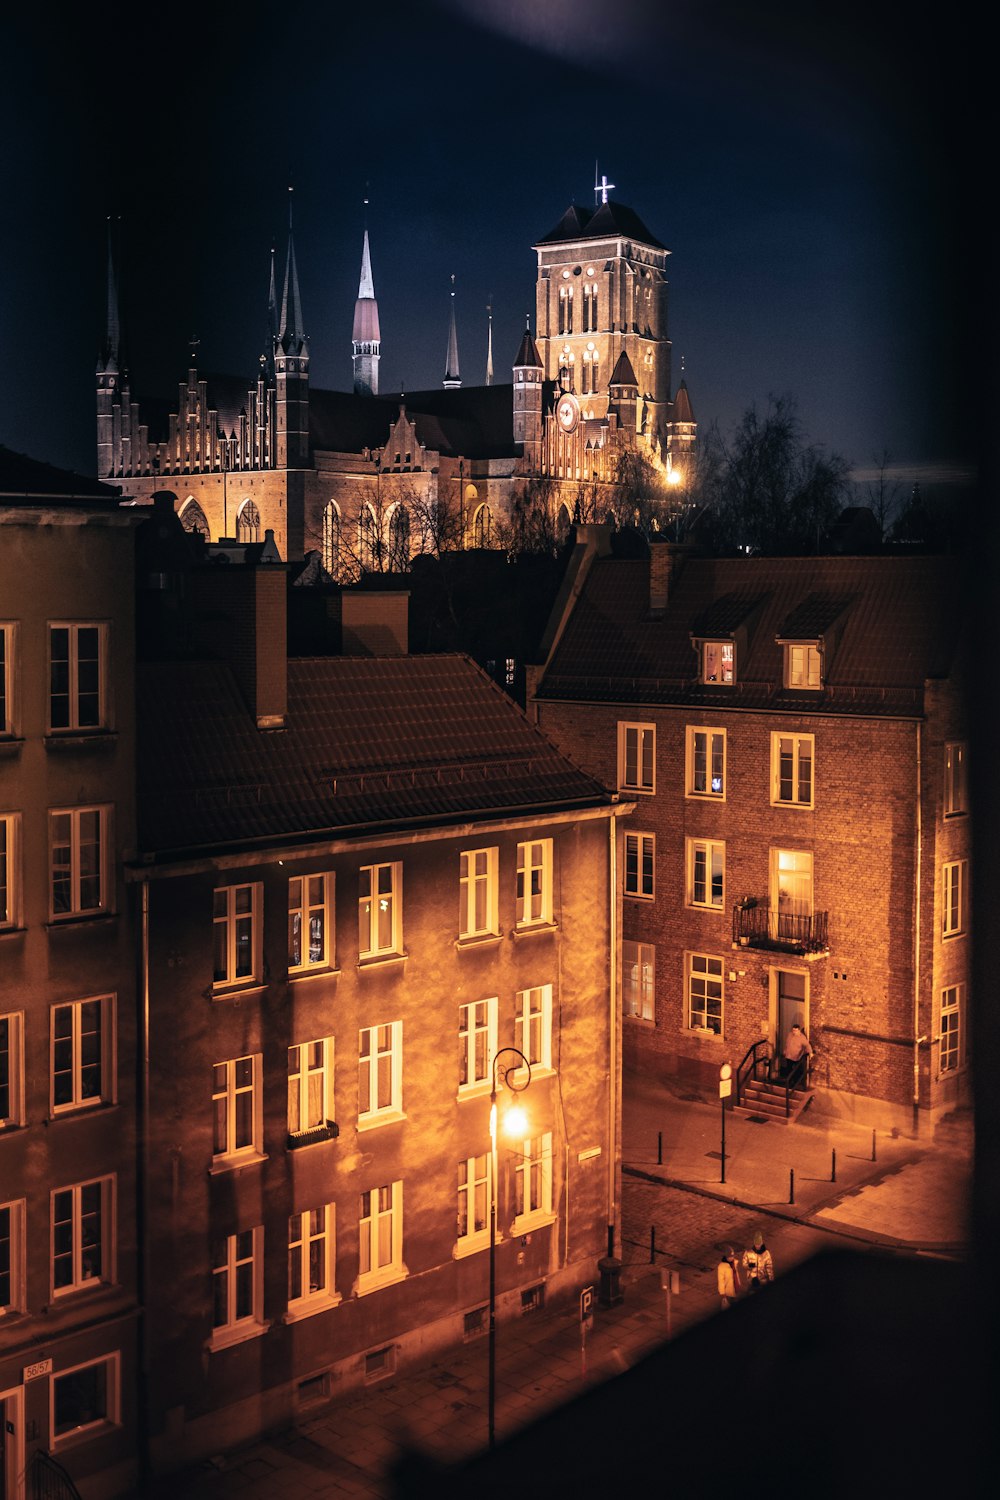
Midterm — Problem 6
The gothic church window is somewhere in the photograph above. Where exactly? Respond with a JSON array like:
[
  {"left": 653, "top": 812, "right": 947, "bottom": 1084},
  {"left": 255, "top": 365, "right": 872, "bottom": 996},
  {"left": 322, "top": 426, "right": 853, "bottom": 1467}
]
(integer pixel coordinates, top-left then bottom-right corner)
[
  {"left": 323, "top": 503, "right": 341, "bottom": 580},
  {"left": 236, "top": 500, "right": 260, "bottom": 545},
  {"left": 180, "top": 498, "right": 209, "bottom": 539},
  {"left": 359, "top": 506, "right": 379, "bottom": 572},
  {"left": 473, "top": 505, "right": 493, "bottom": 548},
  {"left": 387, "top": 506, "right": 410, "bottom": 572}
]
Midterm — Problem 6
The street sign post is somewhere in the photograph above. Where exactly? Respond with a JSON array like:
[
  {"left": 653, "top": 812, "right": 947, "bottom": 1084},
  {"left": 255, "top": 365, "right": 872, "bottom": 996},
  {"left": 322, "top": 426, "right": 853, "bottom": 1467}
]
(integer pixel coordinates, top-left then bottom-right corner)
[
  {"left": 660, "top": 1267, "right": 680, "bottom": 1338},
  {"left": 579, "top": 1284, "right": 594, "bottom": 1375},
  {"left": 719, "top": 1063, "right": 732, "bottom": 1183}
]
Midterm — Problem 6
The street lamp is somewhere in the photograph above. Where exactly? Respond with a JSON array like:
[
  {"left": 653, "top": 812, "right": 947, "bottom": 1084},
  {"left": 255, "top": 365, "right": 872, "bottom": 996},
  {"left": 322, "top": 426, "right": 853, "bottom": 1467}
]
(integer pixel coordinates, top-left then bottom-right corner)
[{"left": 488, "top": 1045, "right": 532, "bottom": 1450}]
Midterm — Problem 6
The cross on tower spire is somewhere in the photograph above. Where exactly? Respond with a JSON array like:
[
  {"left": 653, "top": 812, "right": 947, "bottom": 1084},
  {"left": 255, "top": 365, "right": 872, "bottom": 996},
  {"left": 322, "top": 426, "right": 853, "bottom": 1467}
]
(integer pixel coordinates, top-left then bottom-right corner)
[{"left": 594, "top": 167, "right": 615, "bottom": 205}]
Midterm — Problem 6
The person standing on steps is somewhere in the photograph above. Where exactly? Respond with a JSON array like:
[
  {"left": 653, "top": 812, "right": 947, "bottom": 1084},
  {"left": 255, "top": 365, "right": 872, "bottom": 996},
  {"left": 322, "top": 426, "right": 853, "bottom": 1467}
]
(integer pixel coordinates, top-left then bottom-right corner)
[
  {"left": 717, "top": 1245, "right": 741, "bottom": 1309},
  {"left": 742, "top": 1232, "right": 774, "bottom": 1291},
  {"left": 780, "top": 1022, "right": 813, "bottom": 1081}
]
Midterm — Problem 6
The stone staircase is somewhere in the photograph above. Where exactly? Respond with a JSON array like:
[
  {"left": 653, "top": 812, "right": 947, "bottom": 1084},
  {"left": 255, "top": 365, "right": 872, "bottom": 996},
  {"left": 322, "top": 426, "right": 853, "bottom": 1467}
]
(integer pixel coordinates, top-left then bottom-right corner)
[{"left": 734, "top": 1075, "right": 814, "bottom": 1125}]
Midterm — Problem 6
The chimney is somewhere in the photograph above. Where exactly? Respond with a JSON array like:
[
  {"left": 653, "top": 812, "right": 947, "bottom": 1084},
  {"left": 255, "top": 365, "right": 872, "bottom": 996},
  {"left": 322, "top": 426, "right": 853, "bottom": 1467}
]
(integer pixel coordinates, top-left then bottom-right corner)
[
  {"left": 649, "top": 539, "right": 685, "bottom": 618},
  {"left": 340, "top": 591, "right": 409, "bottom": 656},
  {"left": 190, "top": 565, "right": 288, "bottom": 728}
]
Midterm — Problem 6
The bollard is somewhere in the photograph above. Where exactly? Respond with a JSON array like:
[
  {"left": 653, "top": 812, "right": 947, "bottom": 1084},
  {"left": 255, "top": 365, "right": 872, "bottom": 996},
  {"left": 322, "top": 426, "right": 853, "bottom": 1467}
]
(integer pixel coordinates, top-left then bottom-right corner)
[
  {"left": 831, "top": 1148, "right": 837, "bottom": 1183},
  {"left": 658, "top": 1130, "right": 663, "bottom": 1166},
  {"left": 871, "top": 1129, "right": 877, "bottom": 1163},
  {"left": 789, "top": 1167, "right": 795, "bottom": 1205},
  {"left": 650, "top": 1225, "right": 656, "bottom": 1264}
]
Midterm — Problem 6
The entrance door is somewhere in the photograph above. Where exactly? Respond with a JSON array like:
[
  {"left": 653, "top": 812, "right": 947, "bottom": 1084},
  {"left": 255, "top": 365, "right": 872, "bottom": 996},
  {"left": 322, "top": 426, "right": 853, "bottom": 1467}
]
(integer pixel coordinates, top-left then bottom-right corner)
[
  {"left": 0, "top": 1388, "right": 24, "bottom": 1500},
  {"left": 776, "top": 969, "right": 808, "bottom": 1050}
]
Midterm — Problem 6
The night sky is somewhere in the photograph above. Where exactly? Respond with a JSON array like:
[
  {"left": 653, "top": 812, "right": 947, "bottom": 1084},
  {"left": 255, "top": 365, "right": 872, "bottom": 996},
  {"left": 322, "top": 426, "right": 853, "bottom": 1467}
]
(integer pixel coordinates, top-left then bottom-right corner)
[{"left": 1, "top": 1, "right": 983, "bottom": 488}]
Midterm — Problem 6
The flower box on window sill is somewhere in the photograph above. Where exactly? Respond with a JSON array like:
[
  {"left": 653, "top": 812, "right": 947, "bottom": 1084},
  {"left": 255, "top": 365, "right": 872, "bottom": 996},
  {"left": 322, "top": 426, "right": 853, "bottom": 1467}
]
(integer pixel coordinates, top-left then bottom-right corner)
[{"left": 287, "top": 1122, "right": 339, "bottom": 1150}]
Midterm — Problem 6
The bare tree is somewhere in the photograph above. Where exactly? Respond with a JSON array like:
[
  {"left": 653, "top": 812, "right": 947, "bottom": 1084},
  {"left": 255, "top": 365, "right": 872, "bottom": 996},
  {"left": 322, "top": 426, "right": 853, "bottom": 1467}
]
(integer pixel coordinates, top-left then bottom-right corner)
[{"left": 864, "top": 449, "right": 905, "bottom": 540}]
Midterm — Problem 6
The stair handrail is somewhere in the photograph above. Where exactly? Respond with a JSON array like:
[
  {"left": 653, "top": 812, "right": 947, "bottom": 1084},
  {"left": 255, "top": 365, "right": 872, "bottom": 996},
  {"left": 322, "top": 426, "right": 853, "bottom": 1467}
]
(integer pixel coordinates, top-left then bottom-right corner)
[
  {"left": 735, "top": 1038, "right": 771, "bottom": 1106},
  {"left": 30, "top": 1449, "right": 84, "bottom": 1500},
  {"left": 781, "top": 1052, "right": 810, "bottom": 1117}
]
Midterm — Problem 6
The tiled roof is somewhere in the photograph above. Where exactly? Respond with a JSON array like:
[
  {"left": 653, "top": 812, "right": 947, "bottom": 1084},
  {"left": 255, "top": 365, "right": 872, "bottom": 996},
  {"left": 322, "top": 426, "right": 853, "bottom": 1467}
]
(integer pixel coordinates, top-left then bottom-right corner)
[
  {"left": 0, "top": 445, "right": 121, "bottom": 501},
  {"left": 535, "top": 202, "right": 666, "bottom": 251},
  {"left": 309, "top": 383, "right": 518, "bottom": 460},
  {"left": 138, "top": 654, "right": 610, "bottom": 857},
  {"left": 777, "top": 593, "right": 855, "bottom": 639},
  {"left": 540, "top": 554, "right": 966, "bottom": 717}
]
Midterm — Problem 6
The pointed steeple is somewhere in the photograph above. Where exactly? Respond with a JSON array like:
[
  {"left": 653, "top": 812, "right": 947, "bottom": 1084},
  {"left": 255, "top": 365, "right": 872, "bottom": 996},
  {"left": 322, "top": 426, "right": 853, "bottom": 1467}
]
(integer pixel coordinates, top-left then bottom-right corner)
[
  {"left": 352, "top": 206, "right": 381, "bottom": 397},
  {"left": 278, "top": 188, "right": 306, "bottom": 355},
  {"left": 486, "top": 299, "right": 494, "bottom": 386},
  {"left": 444, "top": 275, "right": 461, "bottom": 388},
  {"left": 267, "top": 242, "right": 278, "bottom": 348},
  {"left": 100, "top": 217, "right": 120, "bottom": 372}
]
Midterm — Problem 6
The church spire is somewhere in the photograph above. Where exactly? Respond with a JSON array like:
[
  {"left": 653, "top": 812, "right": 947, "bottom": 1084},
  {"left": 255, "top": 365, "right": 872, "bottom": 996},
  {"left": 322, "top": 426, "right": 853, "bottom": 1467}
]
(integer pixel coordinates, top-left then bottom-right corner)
[
  {"left": 443, "top": 275, "right": 461, "bottom": 388},
  {"left": 100, "top": 217, "right": 120, "bottom": 371},
  {"left": 278, "top": 188, "right": 306, "bottom": 355},
  {"left": 352, "top": 204, "right": 381, "bottom": 397},
  {"left": 486, "top": 299, "right": 494, "bottom": 387}
]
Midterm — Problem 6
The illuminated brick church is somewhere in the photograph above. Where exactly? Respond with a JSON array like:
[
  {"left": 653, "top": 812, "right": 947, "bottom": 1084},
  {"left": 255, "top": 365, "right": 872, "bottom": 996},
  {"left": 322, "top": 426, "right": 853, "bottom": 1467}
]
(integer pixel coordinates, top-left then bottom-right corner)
[{"left": 96, "top": 183, "right": 696, "bottom": 572}]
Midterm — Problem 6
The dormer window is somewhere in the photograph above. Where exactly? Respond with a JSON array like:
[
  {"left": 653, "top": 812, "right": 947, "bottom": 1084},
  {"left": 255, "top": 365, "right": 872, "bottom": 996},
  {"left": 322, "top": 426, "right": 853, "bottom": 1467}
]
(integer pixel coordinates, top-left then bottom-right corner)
[
  {"left": 702, "top": 641, "right": 735, "bottom": 685},
  {"left": 785, "top": 643, "right": 822, "bottom": 690}
]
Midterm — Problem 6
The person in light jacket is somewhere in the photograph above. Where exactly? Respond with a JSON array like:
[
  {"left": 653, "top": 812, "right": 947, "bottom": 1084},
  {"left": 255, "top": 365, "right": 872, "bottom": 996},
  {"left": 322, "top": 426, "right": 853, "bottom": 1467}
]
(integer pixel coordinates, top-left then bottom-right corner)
[
  {"left": 742, "top": 1232, "right": 774, "bottom": 1291},
  {"left": 717, "top": 1245, "right": 741, "bottom": 1309}
]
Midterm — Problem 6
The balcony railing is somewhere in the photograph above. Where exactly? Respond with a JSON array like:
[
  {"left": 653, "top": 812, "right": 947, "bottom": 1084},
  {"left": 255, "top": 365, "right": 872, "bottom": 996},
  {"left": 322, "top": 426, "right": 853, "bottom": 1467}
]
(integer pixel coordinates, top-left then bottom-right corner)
[{"left": 732, "top": 901, "right": 829, "bottom": 954}]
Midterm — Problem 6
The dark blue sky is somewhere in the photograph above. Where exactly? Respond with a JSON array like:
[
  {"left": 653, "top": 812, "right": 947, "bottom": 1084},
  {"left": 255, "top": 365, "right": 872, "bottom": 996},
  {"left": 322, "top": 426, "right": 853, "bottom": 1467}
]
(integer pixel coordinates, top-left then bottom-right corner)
[{"left": 1, "top": 1, "right": 982, "bottom": 487}]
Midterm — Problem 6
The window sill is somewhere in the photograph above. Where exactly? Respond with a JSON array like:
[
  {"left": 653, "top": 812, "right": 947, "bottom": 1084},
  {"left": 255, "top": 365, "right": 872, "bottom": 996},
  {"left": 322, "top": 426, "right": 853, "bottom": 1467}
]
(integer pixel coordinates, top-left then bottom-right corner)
[
  {"left": 511, "top": 1211, "right": 556, "bottom": 1238},
  {"left": 624, "top": 1013, "right": 655, "bottom": 1026},
  {"left": 44, "top": 731, "right": 118, "bottom": 751},
  {"left": 212, "top": 981, "right": 266, "bottom": 1001},
  {"left": 453, "top": 1233, "right": 496, "bottom": 1261},
  {"left": 46, "top": 912, "right": 115, "bottom": 930},
  {"left": 511, "top": 921, "right": 558, "bottom": 940},
  {"left": 456, "top": 932, "right": 503, "bottom": 951},
  {"left": 511, "top": 1065, "right": 554, "bottom": 1087},
  {"left": 687, "top": 905, "right": 726, "bottom": 916},
  {"left": 357, "top": 1109, "right": 406, "bottom": 1133},
  {"left": 288, "top": 965, "right": 340, "bottom": 984},
  {"left": 357, "top": 951, "right": 407, "bottom": 971},
  {"left": 47, "top": 1099, "right": 117, "bottom": 1123},
  {"left": 208, "top": 1319, "right": 270, "bottom": 1353},
  {"left": 618, "top": 785, "right": 655, "bottom": 797},
  {"left": 624, "top": 891, "right": 655, "bottom": 903},
  {"left": 0, "top": 925, "right": 26, "bottom": 940},
  {"left": 0, "top": 736, "right": 23, "bottom": 757},
  {"left": 770, "top": 800, "right": 814, "bottom": 812},
  {"left": 208, "top": 1151, "right": 268, "bottom": 1175},
  {"left": 457, "top": 1080, "right": 492, "bottom": 1102},
  {"left": 685, "top": 792, "right": 726, "bottom": 802},
  {"left": 355, "top": 1264, "right": 408, "bottom": 1298},
  {"left": 1, "top": 1119, "right": 26, "bottom": 1134},
  {"left": 284, "top": 1293, "right": 342, "bottom": 1323},
  {"left": 287, "top": 1123, "right": 339, "bottom": 1149},
  {"left": 52, "top": 1420, "right": 121, "bottom": 1455}
]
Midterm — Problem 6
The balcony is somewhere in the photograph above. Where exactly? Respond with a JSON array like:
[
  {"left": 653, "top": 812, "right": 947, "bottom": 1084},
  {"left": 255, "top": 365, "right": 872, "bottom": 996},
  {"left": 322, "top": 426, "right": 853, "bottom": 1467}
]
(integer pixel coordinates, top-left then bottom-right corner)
[{"left": 732, "top": 900, "right": 829, "bottom": 955}]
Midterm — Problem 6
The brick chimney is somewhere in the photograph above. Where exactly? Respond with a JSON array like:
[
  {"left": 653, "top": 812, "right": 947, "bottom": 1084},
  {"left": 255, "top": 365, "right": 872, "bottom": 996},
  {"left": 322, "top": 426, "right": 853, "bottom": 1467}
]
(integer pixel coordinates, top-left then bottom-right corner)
[
  {"left": 190, "top": 566, "right": 287, "bottom": 728},
  {"left": 339, "top": 591, "right": 409, "bottom": 656},
  {"left": 649, "top": 539, "right": 686, "bottom": 618}
]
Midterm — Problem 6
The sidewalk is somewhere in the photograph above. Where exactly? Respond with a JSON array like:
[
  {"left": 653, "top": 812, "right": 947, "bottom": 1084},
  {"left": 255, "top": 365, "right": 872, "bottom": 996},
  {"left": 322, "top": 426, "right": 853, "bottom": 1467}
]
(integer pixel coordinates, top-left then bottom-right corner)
[{"left": 136, "top": 1076, "right": 972, "bottom": 1498}]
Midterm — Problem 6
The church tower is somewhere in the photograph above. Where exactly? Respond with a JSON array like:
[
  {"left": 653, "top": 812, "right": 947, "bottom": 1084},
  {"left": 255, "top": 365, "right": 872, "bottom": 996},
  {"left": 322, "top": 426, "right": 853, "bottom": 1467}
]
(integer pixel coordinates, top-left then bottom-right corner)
[
  {"left": 352, "top": 225, "right": 381, "bottom": 397},
  {"left": 96, "top": 221, "right": 120, "bottom": 478},
  {"left": 512, "top": 320, "right": 543, "bottom": 472},
  {"left": 274, "top": 194, "right": 310, "bottom": 469},
  {"left": 443, "top": 276, "right": 461, "bottom": 388}
]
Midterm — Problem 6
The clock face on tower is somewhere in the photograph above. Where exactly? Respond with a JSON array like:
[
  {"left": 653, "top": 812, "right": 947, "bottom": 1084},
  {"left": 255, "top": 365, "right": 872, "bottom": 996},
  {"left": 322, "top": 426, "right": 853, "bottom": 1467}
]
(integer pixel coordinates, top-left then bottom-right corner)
[{"left": 556, "top": 393, "right": 580, "bottom": 434}]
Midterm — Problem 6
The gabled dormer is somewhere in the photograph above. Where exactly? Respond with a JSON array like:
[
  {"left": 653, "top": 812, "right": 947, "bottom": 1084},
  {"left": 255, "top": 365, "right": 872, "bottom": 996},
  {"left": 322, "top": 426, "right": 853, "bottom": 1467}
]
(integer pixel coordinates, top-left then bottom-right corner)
[
  {"left": 690, "top": 594, "right": 767, "bottom": 686},
  {"left": 775, "top": 594, "right": 853, "bottom": 691}
]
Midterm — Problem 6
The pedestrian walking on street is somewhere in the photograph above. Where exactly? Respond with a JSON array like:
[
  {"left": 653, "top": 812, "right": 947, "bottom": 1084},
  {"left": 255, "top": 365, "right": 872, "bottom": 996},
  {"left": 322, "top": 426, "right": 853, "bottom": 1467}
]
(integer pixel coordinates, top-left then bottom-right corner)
[
  {"left": 717, "top": 1245, "right": 741, "bottom": 1309},
  {"left": 742, "top": 1232, "right": 774, "bottom": 1292}
]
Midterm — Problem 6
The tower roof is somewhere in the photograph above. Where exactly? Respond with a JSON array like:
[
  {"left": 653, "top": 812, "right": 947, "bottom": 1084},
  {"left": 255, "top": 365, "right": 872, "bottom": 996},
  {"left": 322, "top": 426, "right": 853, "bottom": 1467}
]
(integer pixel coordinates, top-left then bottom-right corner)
[
  {"left": 352, "top": 229, "right": 381, "bottom": 345},
  {"left": 99, "top": 220, "right": 120, "bottom": 371},
  {"left": 514, "top": 327, "right": 542, "bottom": 369},
  {"left": 609, "top": 350, "right": 638, "bottom": 387},
  {"left": 278, "top": 196, "right": 306, "bottom": 355},
  {"left": 444, "top": 279, "right": 461, "bottom": 387},
  {"left": 535, "top": 200, "right": 666, "bottom": 251},
  {"left": 672, "top": 378, "right": 695, "bottom": 423}
]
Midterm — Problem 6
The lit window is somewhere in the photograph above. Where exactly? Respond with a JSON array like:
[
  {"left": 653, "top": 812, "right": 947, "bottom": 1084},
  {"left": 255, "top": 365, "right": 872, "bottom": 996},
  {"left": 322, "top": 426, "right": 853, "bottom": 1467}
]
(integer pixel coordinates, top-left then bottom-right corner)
[
  {"left": 287, "top": 1205, "right": 339, "bottom": 1316},
  {"left": 686, "top": 727, "right": 726, "bottom": 798},
  {"left": 456, "top": 1154, "right": 491, "bottom": 1257},
  {"left": 287, "top": 1038, "right": 335, "bottom": 1137},
  {"left": 701, "top": 641, "right": 735, "bottom": 684},
  {"left": 516, "top": 839, "right": 554, "bottom": 926},
  {"left": 624, "top": 832, "right": 655, "bottom": 899},
  {"left": 512, "top": 1133, "right": 554, "bottom": 1235},
  {"left": 236, "top": 499, "right": 260, "bottom": 544},
  {"left": 49, "top": 806, "right": 110, "bottom": 920},
  {"left": 944, "top": 743, "right": 967, "bottom": 817},
  {"left": 943, "top": 861, "right": 966, "bottom": 937},
  {"left": 323, "top": 502, "right": 341, "bottom": 579},
  {"left": 1, "top": 811, "right": 21, "bottom": 929},
  {"left": 688, "top": 953, "right": 724, "bottom": 1034},
  {"left": 1, "top": 1011, "right": 25, "bottom": 1128},
  {"left": 618, "top": 722, "right": 655, "bottom": 792},
  {"left": 358, "top": 1022, "right": 403, "bottom": 1125},
  {"left": 0, "top": 622, "right": 15, "bottom": 736},
  {"left": 785, "top": 642, "right": 822, "bottom": 690},
  {"left": 1, "top": 1198, "right": 25, "bottom": 1314},
  {"left": 623, "top": 941, "right": 655, "bottom": 1021},
  {"left": 687, "top": 838, "right": 725, "bottom": 909},
  {"left": 358, "top": 1181, "right": 406, "bottom": 1294},
  {"left": 459, "top": 848, "right": 499, "bottom": 939},
  {"left": 51, "top": 1176, "right": 114, "bottom": 1296},
  {"left": 211, "top": 1227, "right": 265, "bottom": 1347},
  {"left": 515, "top": 984, "right": 553, "bottom": 1072},
  {"left": 51, "top": 995, "right": 114, "bottom": 1113},
  {"left": 288, "top": 873, "right": 333, "bottom": 971},
  {"left": 459, "top": 998, "right": 497, "bottom": 1093},
  {"left": 358, "top": 862, "right": 401, "bottom": 958},
  {"left": 771, "top": 733, "right": 814, "bottom": 808},
  {"left": 213, "top": 882, "right": 260, "bottom": 986},
  {"left": 51, "top": 1354, "right": 121, "bottom": 1449},
  {"left": 49, "top": 623, "right": 108, "bottom": 732},
  {"left": 939, "top": 985, "right": 964, "bottom": 1074},
  {"left": 771, "top": 848, "right": 813, "bottom": 917},
  {"left": 212, "top": 1055, "right": 263, "bottom": 1166}
]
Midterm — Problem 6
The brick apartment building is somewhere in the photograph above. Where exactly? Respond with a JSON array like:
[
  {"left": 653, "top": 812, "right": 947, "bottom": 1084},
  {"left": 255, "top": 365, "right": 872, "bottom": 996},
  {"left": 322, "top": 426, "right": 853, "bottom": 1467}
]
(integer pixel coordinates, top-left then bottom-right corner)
[{"left": 528, "top": 530, "right": 971, "bottom": 1131}]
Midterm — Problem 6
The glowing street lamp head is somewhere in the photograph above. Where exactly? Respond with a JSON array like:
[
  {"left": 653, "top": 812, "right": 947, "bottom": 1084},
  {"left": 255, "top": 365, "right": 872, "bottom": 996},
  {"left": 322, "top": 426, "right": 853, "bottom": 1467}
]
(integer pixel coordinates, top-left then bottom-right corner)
[
  {"left": 667, "top": 466, "right": 683, "bottom": 487},
  {"left": 502, "top": 1102, "right": 529, "bottom": 1139}
]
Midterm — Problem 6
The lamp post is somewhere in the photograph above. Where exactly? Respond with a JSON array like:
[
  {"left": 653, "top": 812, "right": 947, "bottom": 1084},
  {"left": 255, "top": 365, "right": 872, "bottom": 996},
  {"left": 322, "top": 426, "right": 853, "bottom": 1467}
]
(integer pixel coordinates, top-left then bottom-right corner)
[{"left": 488, "top": 1045, "right": 532, "bottom": 1451}]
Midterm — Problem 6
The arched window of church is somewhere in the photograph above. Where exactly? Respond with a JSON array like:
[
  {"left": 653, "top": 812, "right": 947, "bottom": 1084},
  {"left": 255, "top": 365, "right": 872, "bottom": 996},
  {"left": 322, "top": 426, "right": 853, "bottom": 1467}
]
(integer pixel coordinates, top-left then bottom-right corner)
[
  {"left": 179, "top": 497, "right": 210, "bottom": 538},
  {"left": 556, "top": 503, "right": 572, "bottom": 542},
  {"left": 359, "top": 504, "right": 379, "bottom": 572},
  {"left": 558, "top": 286, "right": 567, "bottom": 336},
  {"left": 565, "top": 286, "right": 574, "bottom": 335},
  {"left": 236, "top": 499, "right": 260, "bottom": 544},
  {"left": 387, "top": 504, "right": 410, "bottom": 572},
  {"left": 323, "top": 501, "right": 341, "bottom": 579},
  {"left": 473, "top": 504, "right": 493, "bottom": 548}
]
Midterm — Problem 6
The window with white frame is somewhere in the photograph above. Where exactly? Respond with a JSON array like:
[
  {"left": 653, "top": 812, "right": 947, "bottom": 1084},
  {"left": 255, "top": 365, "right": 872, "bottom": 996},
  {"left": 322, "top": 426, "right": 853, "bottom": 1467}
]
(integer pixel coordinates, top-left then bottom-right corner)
[
  {"left": 516, "top": 839, "right": 553, "bottom": 926},
  {"left": 1, "top": 1011, "right": 24, "bottom": 1128},
  {"left": 459, "top": 847, "right": 499, "bottom": 939},
  {"left": 624, "top": 832, "right": 655, "bottom": 899},
  {"left": 358, "top": 862, "right": 401, "bottom": 958},
  {"left": 623, "top": 940, "right": 655, "bottom": 1021},
  {"left": 358, "top": 1022, "right": 403, "bottom": 1125},
  {"left": 944, "top": 743, "right": 967, "bottom": 817},
  {"left": 515, "top": 984, "right": 553, "bottom": 1072},
  {"left": 943, "top": 861, "right": 966, "bottom": 937},
  {"left": 287, "top": 1039, "right": 335, "bottom": 1136},
  {"left": 288, "top": 873, "right": 333, "bottom": 971},
  {"left": 939, "top": 985, "right": 964, "bottom": 1074},
  {"left": 287, "top": 1205, "right": 339, "bottom": 1315},
  {"left": 687, "top": 838, "right": 725, "bottom": 909},
  {"left": 213, "top": 883, "right": 260, "bottom": 986},
  {"left": 0, "top": 622, "right": 14, "bottom": 736},
  {"left": 211, "top": 1227, "right": 264, "bottom": 1347},
  {"left": 701, "top": 641, "right": 735, "bottom": 685},
  {"left": 51, "top": 995, "right": 114, "bottom": 1113},
  {"left": 513, "top": 1133, "right": 553, "bottom": 1234},
  {"left": 686, "top": 727, "right": 726, "bottom": 798},
  {"left": 358, "top": 1181, "right": 405, "bottom": 1293},
  {"left": 618, "top": 722, "right": 655, "bottom": 793},
  {"left": 51, "top": 1176, "right": 113, "bottom": 1296},
  {"left": 772, "top": 733, "right": 814, "bottom": 808},
  {"left": 456, "top": 1154, "right": 490, "bottom": 1256},
  {"left": 688, "top": 953, "right": 724, "bottom": 1034},
  {"left": 785, "top": 642, "right": 822, "bottom": 690},
  {"left": 51, "top": 1354, "right": 121, "bottom": 1449},
  {"left": 459, "top": 998, "right": 497, "bottom": 1093},
  {"left": 1, "top": 811, "right": 21, "bottom": 929},
  {"left": 49, "top": 622, "right": 108, "bottom": 732},
  {"left": 49, "top": 806, "right": 110, "bottom": 920},
  {"left": 771, "top": 849, "right": 814, "bottom": 918},
  {"left": 1, "top": 1198, "right": 25, "bottom": 1314},
  {"left": 212, "top": 1055, "right": 263, "bottom": 1166}
]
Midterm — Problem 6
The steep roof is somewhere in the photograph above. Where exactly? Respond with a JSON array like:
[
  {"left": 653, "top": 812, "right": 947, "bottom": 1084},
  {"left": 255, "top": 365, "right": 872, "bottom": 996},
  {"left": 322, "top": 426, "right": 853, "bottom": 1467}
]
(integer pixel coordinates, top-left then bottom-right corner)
[
  {"left": 514, "top": 329, "right": 542, "bottom": 369},
  {"left": 138, "top": 653, "right": 611, "bottom": 856},
  {"left": 671, "top": 379, "right": 695, "bottom": 423},
  {"left": 539, "top": 553, "right": 966, "bottom": 718},
  {"left": 535, "top": 201, "right": 666, "bottom": 252},
  {"left": 0, "top": 445, "right": 121, "bottom": 502},
  {"left": 609, "top": 351, "right": 638, "bottom": 387},
  {"left": 309, "top": 383, "right": 519, "bottom": 460}
]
